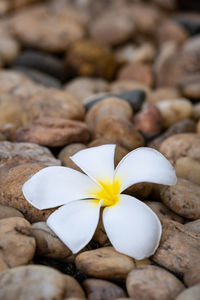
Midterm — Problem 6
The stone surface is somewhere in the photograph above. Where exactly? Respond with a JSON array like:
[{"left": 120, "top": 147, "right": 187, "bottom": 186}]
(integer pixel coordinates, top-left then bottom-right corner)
[
  {"left": 66, "top": 40, "right": 118, "bottom": 80},
  {"left": 126, "top": 265, "right": 185, "bottom": 300},
  {"left": 184, "top": 220, "right": 200, "bottom": 233},
  {"left": 0, "top": 265, "right": 68, "bottom": 300},
  {"left": 159, "top": 133, "right": 200, "bottom": 163},
  {"left": 155, "top": 99, "right": 193, "bottom": 128},
  {"left": 161, "top": 178, "right": 200, "bottom": 220},
  {"left": 0, "top": 163, "right": 54, "bottom": 223},
  {"left": 155, "top": 20, "right": 188, "bottom": 45},
  {"left": 144, "top": 201, "right": 184, "bottom": 223},
  {"left": 0, "top": 204, "right": 23, "bottom": 220},
  {"left": 179, "top": 74, "right": 200, "bottom": 99},
  {"left": 149, "top": 119, "right": 196, "bottom": 149},
  {"left": 148, "top": 87, "right": 180, "bottom": 103},
  {"left": 86, "top": 97, "right": 133, "bottom": 131},
  {"left": 32, "top": 222, "right": 71, "bottom": 259},
  {"left": 83, "top": 279, "right": 126, "bottom": 300},
  {"left": 94, "top": 116, "right": 144, "bottom": 151},
  {"left": 175, "top": 285, "right": 200, "bottom": 300},
  {"left": 0, "top": 34, "right": 20, "bottom": 65},
  {"left": 134, "top": 104, "right": 162, "bottom": 139},
  {"left": 175, "top": 157, "right": 200, "bottom": 185},
  {"left": 117, "top": 62, "right": 154, "bottom": 87},
  {"left": 62, "top": 274, "right": 85, "bottom": 299},
  {"left": 58, "top": 143, "right": 86, "bottom": 171},
  {"left": 0, "top": 217, "right": 36, "bottom": 271},
  {"left": 0, "top": 141, "right": 60, "bottom": 169},
  {"left": 14, "top": 117, "right": 90, "bottom": 147},
  {"left": 152, "top": 219, "right": 200, "bottom": 275},
  {"left": 75, "top": 247, "right": 135, "bottom": 280},
  {"left": 184, "top": 265, "right": 200, "bottom": 287}
]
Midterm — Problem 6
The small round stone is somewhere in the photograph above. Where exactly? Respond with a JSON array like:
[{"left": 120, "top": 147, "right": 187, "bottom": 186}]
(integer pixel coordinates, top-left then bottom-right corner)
[
  {"left": 184, "top": 220, "right": 200, "bottom": 233},
  {"left": 62, "top": 274, "right": 85, "bottom": 299},
  {"left": 175, "top": 157, "right": 200, "bottom": 185},
  {"left": 126, "top": 265, "right": 185, "bottom": 300},
  {"left": 0, "top": 204, "right": 23, "bottom": 220},
  {"left": 58, "top": 143, "right": 86, "bottom": 171},
  {"left": 184, "top": 265, "right": 200, "bottom": 287},
  {"left": 175, "top": 285, "right": 200, "bottom": 300}
]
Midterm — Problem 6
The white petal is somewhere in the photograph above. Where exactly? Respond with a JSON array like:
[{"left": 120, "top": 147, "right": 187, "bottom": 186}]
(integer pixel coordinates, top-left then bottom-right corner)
[
  {"left": 23, "top": 166, "right": 99, "bottom": 209},
  {"left": 47, "top": 200, "right": 101, "bottom": 253},
  {"left": 103, "top": 194, "right": 162, "bottom": 260},
  {"left": 114, "top": 147, "right": 177, "bottom": 192},
  {"left": 70, "top": 144, "right": 116, "bottom": 184}
]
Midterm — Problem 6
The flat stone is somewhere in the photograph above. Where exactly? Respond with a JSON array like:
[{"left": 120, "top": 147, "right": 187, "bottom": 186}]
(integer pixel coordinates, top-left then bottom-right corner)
[
  {"left": 94, "top": 116, "right": 144, "bottom": 151},
  {"left": 179, "top": 74, "right": 200, "bottom": 99},
  {"left": 62, "top": 274, "right": 85, "bottom": 299},
  {"left": 0, "top": 34, "right": 20, "bottom": 65},
  {"left": 148, "top": 87, "right": 180, "bottom": 103},
  {"left": 58, "top": 143, "right": 86, "bottom": 171},
  {"left": 83, "top": 279, "right": 126, "bottom": 300},
  {"left": 0, "top": 217, "right": 36, "bottom": 271},
  {"left": 14, "top": 117, "right": 90, "bottom": 147},
  {"left": 175, "top": 285, "right": 200, "bottom": 300},
  {"left": 0, "top": 163, "right": 54, "bottom": 223},
  {"left": 184, "top": 265, "right": 200, "bottom": 287},
  {"left": 126, "top": 265, "right": 185, "bottom": 300},
  {"left": 184, "top": 219, "right": 200, "bottom": 233},
  {"left": 0, "top": 204, "right": 23, "bottom": 220},
  {"left": 75, "top": 247, "right": 135, "bottom": 280},
  {"left": 175, "top": 157, "right": 200, "bottom": 185},
  {"left": 161, "top": 178, "right": 200, "bottom": 220},
  {"left": 0, "top": 265, "right": 68, "bottom": 300},
  {"left": 152, "top": 219, "right": 200, "bottom": 275}
]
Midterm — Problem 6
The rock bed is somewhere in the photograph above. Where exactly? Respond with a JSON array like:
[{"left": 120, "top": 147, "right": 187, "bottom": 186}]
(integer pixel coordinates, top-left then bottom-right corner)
[{"left": 0, "top": 0, "right": 200, "bottom": 299}]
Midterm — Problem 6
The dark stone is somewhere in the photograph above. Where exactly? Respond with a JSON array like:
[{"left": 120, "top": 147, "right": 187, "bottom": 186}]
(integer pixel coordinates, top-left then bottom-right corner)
[
  {"left": 177, "top": 0, "right": 200, "bottom": 11},
  {"left": 13, "top": 50, "right": 69, "bottom": 82},
  {"left": 174, "top": 14, "right": 200, "bottom": 35},
  {"left": 84, "top": 90, "right": 145, "bottom": 112}
]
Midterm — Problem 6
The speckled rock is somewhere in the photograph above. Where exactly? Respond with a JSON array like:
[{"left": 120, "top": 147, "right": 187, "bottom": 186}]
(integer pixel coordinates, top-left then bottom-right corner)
[
  {"left": 149, "top": 119, "right": 196, "bottom": 149},
  {"left": 179, "top": 74, "right": 200, "bottom": 100},
  {"left": 152, "top": 219, "right": 200, "bottom": 275},
  {"left": 0, "top": 265, "right": 70, "bottom": 300},
  {"left": 86, "top": 97, "right": 133, "bottom": 131},
  {"left": 126, "top": 265, "right": 185, "bottom": 300},
  {"left": 14, "top": 117, "right": 90, "bottom": 147},
  {"left": 75, "top": 247, "right": 135, "bottom": 280},
  {"left": 0, "top": 141, "right": 60, "bottom": 169},
  {"left": 32, "top": 222, "right": 71, "bottom": 259},
  {"left": 155, "top": 99, "right": 193, "bottom": 128},
  {"left": 175, "top": 285, "right": 200, "bottom": 300},
  {"left": 0, "top": 217, "right": 35, "bottom": 271},
  {"left": 66, "top": 40, "right": 118, "bottom": 80},
  {"left": 0, "top": 204, "right": 23, "bottom": 220},
  {"left": 83, "top": 279, "right": 126, "bottom": 300},
  {"left": 144, "top": 201, "right": 184, "bottom": 223},
  {"left": 184, "top": 265, "right": 200, "bottom": 287},
  {"left": 175, "top": 157, "right": 200, "bottom": 185},
  {"left": 10, "top": 3, "right": 86, "bottom": 52},
  {"left": 159, "top": 133, "right": 200, "bottom": 163},
  {"left": 0, "top": 163, "right": 54, "bottom": 223},
  {"left": 125, "top": 182, "right": 153, "bottom": 200},
  {"left": 117, "top": 62, "right": 154, "bottom": 87},
  {"left": 0, "top": 34, "right": 20, "bottom": 65},
  {"left": 184, "top": 219, "right": 200, "bottom": 233},
  {"left": 161, "top": 178, "right": 200, "bottom": 220},
  {"left": 58, "top": 143, "right": 86, "bottom": 171},
  {"left": 94, "top": 116, "right": 144, "bottom": 151}
]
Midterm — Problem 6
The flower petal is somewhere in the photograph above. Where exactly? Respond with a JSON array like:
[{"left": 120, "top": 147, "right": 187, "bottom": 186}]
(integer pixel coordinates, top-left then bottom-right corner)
[
  {"left": 47, "top": 200, "right": 101, "bottom": 253},
  {"left": 103, "top": 194, "right": 162, "bottom": 260},
  {"left": 70, "top": 144, "right": 116, "bottom": 184},
  {"left": 23, "top": 166, "right": 99, "bottom": 209},
  {"left": 114, "top": 147, "right": 177, "bottom": 192}
]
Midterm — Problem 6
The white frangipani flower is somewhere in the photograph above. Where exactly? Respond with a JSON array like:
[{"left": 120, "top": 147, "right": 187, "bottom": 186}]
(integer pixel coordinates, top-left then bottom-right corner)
[{"left": 23, "top": 145, "right": 177, "bottom": 260}]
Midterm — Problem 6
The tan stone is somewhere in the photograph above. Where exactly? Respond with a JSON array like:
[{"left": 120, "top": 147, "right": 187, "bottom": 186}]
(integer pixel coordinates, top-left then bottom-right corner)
[
  {"left": 175, "top": 157, "right": 200, "bottom": 185},
  {"left": 184, "top": 219, "right": 200, "bottom": 233},
  {"left": 175, "top": 285, "right": 200, "bottom": 300},
  {"left": 58, "top": 143, "right": 86, "bottom": 171},
  {"left": 63, "top": 274, "right": 85, "bottom": 299},
  {"left": 0, "top": 204, "right": 23, "bottom": 220},
  {"left": 184, "top": 265, "right": 200, "bottom": 287}
]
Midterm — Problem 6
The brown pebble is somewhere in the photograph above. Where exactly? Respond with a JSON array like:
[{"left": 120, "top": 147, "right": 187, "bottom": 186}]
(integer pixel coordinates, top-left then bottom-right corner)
[
  {"left": 0, "top": 204, "right": 23, "bottom": 220},
  {"left": 58, "top": 143, "right": 86, "bottom": 171},
  {"left": 62, "top": 274, "right": 85, "bottom": 299},
  {"left": 184, "top": 265, "right": 200, "bottom": 287},
  {"left": 175, "top": 157, "right": 200, "bottom": 185},
  {"left": 175, "top": 285, "right": 200, "bottom": 300}
]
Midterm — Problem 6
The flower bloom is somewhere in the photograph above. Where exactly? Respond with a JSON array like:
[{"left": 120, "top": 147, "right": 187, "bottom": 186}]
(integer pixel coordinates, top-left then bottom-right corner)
[{"left": 23, "top": 145, "right": 177, "bottom": 259}]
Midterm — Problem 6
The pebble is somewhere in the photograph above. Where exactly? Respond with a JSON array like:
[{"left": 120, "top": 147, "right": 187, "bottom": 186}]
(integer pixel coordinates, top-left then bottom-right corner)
[
  {"left": 149, "top": 119, "right": 196, "bottom": 149},
  {"left": 0, "top": 163, "right": 54, "bottom": 223},
  {"left": 126, "top": 265, "right": 185, "bottom": 300},
  {"left": 66, "top": 40, "right": 118, "bottom": 80},
  {"left": 84, "top": 89, "right": 145, "bottom": 112},
  {"left": 0, "top": 141, "right": 60, "bottom": 169},
  {"left": 14, "top": 117, "right": 90, "bottom": 147},
  {"left": 159, "top": 133, "right": 200, "bottom": 163},
  {"left": 152, "top": 219, "right": 200, "bottom": 275},
  {"left": 94, "top": 116, "right": 144, "bottom": 151},
  {"left": 83, "top": 279, "right": 126, "bottom": 300},
  {"left": 193, "top": 103, "right": 200, "bottom": 120},
  {"left": 184, "top": 220, "right": 200, "bottom": 233},
  {"left": 0, "top": 265, "right": 73, "bottom": 300},
  {"left": 174, "top": 13, "right": 200, "bottom": 35},
  {"left": 144, "top": 201, "right": 184, "bottom": 223},
  {"left": 85, "top": 97, "right": 133, "bottom": 131},
  {"left": 0, "top": 34, "right": 20, "bottom": 65},
  {"left": 134, "top": 104, "right": 163, "bottom": 139},
  {"left": 179, "top": 74, "right": 200, "bottom": 99},
  {"left": 62, "top": 274, "right": 85, "bottom": 299},
  {"left": 117, "top": 62, "right": 154, "bottom": 87},
  {"left": 155, "top": 99, "right": 193, "bottom": 128},
  {"left": 75, "top": 247, "right": 135, "bottom": 281},
  {"left": 175, "top": 157, "right": 200, "bottom": 185},
  {"left": 32, "top": 222, "right": 71, "bottom": 259},
  {"left": 161, "top": 178, "right": 200, "bottom": 220},
  {"left": 125, "top": 182, "right": 153, "bottom": 200},
  {"left": 0, "top": 217, "right": 36, "bottom": 271},
  {"left": 64, "top": 77, "right": 109, "bottom": 102},
  {"left": 184, "top": 265, "right": 200, "bottom": 287},
  {"left": 175, "top": 285, "right": 200, "bottom": 300},
  {"left": 58, "top": 143, "right": 86, "bottom": 171},
  {"left": 92, "top": 212, "right": 108, "bottom": 246},
  {"left": 0, "top": 204, "right": 23, "bottom": 220},
  {"left": 148, "top": 87, "right": 180, "bottom": 103},
  {"left": 197, "top": 120, "right": 200, "bottom": 133}
]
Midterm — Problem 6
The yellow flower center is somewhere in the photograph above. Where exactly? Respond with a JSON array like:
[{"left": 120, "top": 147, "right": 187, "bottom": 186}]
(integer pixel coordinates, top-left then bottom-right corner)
[{"left": 90, "top": 178, "right": 121, "bottom": 207}]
